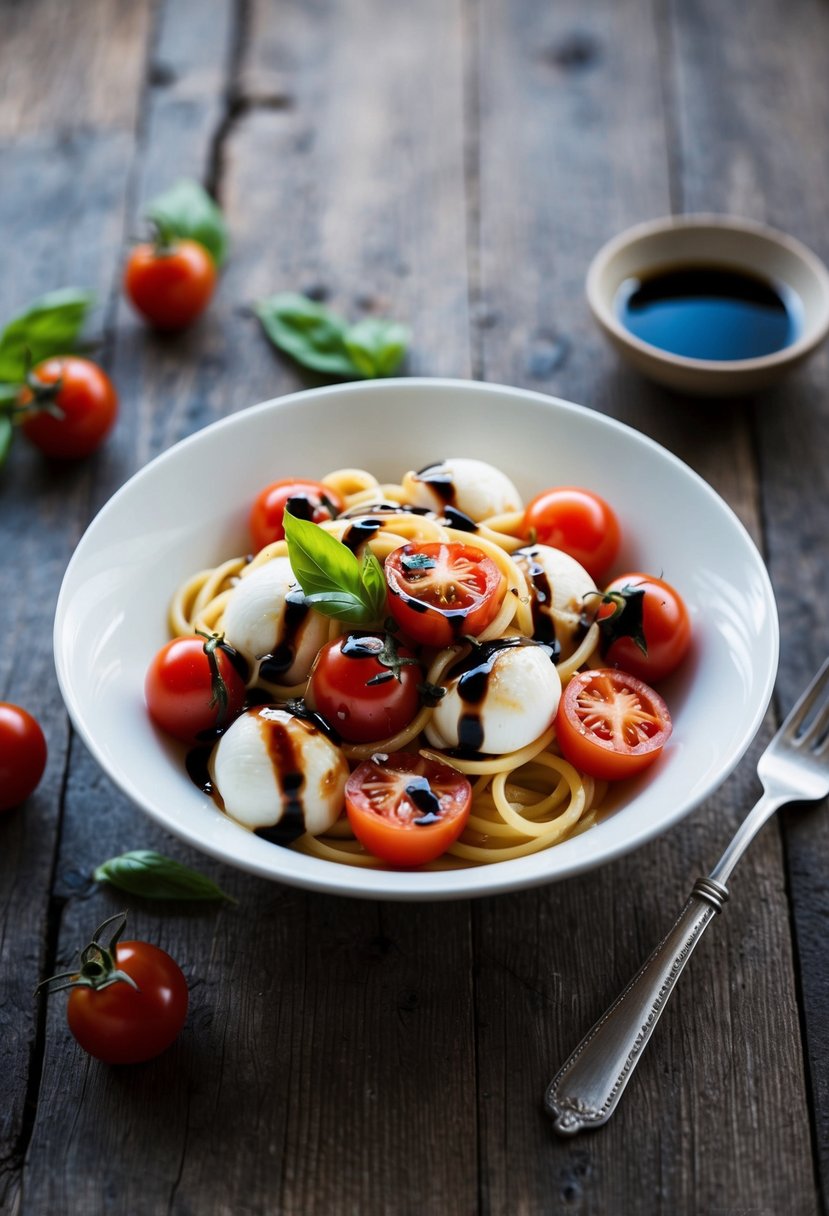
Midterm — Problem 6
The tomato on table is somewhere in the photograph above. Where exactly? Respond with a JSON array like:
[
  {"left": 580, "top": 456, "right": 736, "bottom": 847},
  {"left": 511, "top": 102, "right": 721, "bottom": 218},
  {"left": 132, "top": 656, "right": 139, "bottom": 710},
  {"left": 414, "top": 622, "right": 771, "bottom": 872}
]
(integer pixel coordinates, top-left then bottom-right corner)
[
  {"left": 250, "top": 479, "right": 345, "bottom": 550},
  {"left": 18, "top": 356, "right": 118, "bottom": 459},
  {"left": 345, "top": 752, "right": 472, "bottom": 865},
  {"left": 145, "top": 633, "right": 247, "bottom": 744},
  {"left": 555, "top": 668, "right": 672, "bottom": 781},
  {"left": 0, "top": 703, "right": 47, "bottom": 812},
  {"left": 521, "top": 487, "right": 620, "bottom": 582},
  {"left": 598, "top": 574, "right": 691, "bottom": 683},
  {"left": 384, "top": 542, "right": 506, "bottom": 647},
  {"left": 124, "top": 238, "right": 216, "bottom": 331},
  {"left": 309, "top": 632, "right": 423, "bottom": 743}
]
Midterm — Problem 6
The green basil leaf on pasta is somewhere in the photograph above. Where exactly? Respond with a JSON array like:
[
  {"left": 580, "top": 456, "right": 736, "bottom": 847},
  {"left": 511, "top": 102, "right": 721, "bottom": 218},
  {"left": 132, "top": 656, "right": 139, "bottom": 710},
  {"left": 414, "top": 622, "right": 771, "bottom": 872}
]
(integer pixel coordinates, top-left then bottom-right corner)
[
  {"left": 0, "top": 288, "right": 95, "bottom": 383},
  {"left": 93, "top": 850, "right": 236, "bottom": 903},
  {"left": 361, "top": 549, "right": 390, "bottom": 619},
  {"left": 145, "top": 179, "right": 229, "bottom": 267},
  {"left": 283, "top": 509, "right": 385, "bottom": 623},
  {"left": 256, "top": 293, "right": 356, "bottom": 377},
  {"left": 343, "top": 317, "right": 409, "bottom": 378}
]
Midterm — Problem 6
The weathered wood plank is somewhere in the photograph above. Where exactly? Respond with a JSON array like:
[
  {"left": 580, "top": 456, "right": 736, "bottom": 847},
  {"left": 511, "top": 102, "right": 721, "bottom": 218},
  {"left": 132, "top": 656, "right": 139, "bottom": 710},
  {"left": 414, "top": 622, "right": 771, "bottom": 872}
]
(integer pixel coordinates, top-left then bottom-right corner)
[
  {"left": 472, "top": 0, "right": 816, "bottom": 1212},
  {"left": 0, "top": 2, "right": 153, "bottom": 1210}
]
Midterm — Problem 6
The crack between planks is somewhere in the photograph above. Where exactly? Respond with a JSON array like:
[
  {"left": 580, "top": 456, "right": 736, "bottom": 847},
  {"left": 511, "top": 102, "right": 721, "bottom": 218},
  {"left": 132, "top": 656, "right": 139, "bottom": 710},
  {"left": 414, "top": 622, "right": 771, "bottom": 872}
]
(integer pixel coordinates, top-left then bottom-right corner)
[
  {"left": 655, "top": 0, "right": 683, "bottom": 216},
  {"left": 462, "top": 0, "right": 484, "bottom": 383}
]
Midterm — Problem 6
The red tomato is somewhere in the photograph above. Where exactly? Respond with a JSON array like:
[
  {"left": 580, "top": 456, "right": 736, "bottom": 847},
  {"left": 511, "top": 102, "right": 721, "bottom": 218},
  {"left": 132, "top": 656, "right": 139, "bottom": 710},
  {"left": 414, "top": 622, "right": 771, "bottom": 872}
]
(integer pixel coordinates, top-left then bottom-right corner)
[
  {"left": 124, "top": 238, "right": 216, "bottom": 331},
  {"left": 19, "top": 357, "right": 117, "bottom": 459},
  {"left": 67, "top": 940, "right": 188, "bottom": 1065},
  {"left": 555, "top": 669, "right": 672, "bottom": 781},
  {"left": 145, "top": 634, "right": 247, "bottom": 744},
  {"left": 309, "top": 633, "right": 423, "bottom": 743},
  {"left": 0, "top": 703, "right": 47, "bottom": 812},
  {"left": 345, "top": 753, "right": 472, "bottom": 865},
  {"left": 250, "top": 479, "right": 345, "bottom": 551},
  {"left": 599, "top": 574, "right": 691, "bottom": 683},
  {"left": 384, "top": 542, "right": 506, "bottom": 647},
  {"left": 522, "top": 487, "right": 620, "bottom": 582}
]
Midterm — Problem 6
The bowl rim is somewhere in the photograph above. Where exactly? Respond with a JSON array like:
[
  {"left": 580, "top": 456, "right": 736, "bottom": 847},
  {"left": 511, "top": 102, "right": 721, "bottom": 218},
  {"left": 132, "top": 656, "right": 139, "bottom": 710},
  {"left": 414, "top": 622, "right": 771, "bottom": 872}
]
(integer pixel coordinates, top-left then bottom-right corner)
[
  {"left": 586, "top": 212, "right": 829, "bottom": 375},
  {"left": 53, "top": 377, "right": 780, "bottom": 900}
]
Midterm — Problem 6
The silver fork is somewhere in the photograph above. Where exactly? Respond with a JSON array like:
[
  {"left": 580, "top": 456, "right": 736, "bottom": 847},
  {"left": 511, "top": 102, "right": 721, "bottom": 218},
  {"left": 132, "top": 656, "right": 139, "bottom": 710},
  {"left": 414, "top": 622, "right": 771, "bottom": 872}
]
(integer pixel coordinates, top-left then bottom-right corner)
[{"left": 545, "top": 657, "right": 829, "bottom": 1136}]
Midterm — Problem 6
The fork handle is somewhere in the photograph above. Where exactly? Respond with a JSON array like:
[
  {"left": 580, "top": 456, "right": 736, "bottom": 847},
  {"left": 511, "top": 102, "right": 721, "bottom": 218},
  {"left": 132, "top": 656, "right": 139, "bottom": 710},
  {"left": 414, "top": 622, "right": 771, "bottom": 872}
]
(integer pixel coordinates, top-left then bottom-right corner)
[{"left": 544, "top": 877, "right": 729, "bottom": 1135}]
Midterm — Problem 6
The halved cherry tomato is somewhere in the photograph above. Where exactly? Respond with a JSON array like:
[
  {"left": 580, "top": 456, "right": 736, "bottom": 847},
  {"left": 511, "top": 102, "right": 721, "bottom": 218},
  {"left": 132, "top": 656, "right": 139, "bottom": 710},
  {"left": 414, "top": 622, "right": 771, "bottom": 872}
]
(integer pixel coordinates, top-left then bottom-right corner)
[
  {"left": 345, "top": 753, "right": 472, "bottom": 865},
  {"left": 0, "top": 703, "right": 48, "bottom": 812},
  {"left": 250, "top": 479, "right": 345, "bottom": 551},
  {"left": 18, "top": 357, "right": 118, "bottom": 459},
  {"left": 555, "top": 669, "right": 672, "bottom": 781},
  {"left": 522, "top": 487, "right": 620, "bottom": 582},
  {"left": 124, "top": 238, "right": 216, "bottom": 331},
  {"left": 145, "top": 633, "right": 247, "bottom": 744},
  {"left": 384, "top": 542, "right": 506, "bottom": 647},
  {"left": 67, "top": 940, "right": 188, "bottom": 1065},
  {"left": 598, "top": 574, "right": 691, "bottom": 683},
  {"left": 309, "top": 633, "right": 423, "bottom": 743}
]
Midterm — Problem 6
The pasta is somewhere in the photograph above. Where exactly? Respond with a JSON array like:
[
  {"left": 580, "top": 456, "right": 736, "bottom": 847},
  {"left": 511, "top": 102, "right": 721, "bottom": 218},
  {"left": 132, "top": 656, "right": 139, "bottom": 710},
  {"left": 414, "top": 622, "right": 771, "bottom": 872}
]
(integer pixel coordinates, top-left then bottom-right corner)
[{"left": 166, "top": 461, "right": 612, "bottom": 870}]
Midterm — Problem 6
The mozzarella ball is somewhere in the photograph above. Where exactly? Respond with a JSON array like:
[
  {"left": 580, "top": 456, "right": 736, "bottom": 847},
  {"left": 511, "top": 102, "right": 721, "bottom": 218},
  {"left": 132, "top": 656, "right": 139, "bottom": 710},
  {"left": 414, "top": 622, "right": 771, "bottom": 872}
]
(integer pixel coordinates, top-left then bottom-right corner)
[
  {"left": 513, "top": 544, "right": 597, "bottom": 658},
  {"left": 426, "top": 639, "right": 561, "bottom": 755},
  {"left": 209, "top": 706, "right": 348, "bottom": 838},
  {"left": 402, "top": 458, "right": 522, "bottom": 521},
  {"left": 221, "top": 556, "right": 329, "bottom": 687}
]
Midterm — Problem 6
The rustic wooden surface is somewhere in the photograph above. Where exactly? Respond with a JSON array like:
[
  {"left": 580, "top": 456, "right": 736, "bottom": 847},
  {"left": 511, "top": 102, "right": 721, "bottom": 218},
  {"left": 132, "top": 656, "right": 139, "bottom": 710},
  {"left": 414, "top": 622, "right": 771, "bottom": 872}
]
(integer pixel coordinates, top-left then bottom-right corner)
[{"left": 1, "top": 1, "right": 827, "bottom": 1213}]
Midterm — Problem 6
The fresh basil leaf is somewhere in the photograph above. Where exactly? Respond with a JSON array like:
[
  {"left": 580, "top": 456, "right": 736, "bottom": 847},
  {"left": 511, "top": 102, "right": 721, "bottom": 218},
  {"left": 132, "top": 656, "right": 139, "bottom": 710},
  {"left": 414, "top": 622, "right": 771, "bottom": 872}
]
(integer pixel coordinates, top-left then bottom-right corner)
[
  {"left": 284, "top": 509, "right": 385, "bottom": 623},
  {"left": 0, "top": 288, "right": 95, "bottom": 383},
  {"left": 343, "top": 317, "right": 409, "bottom": 378},
  {"left": 361, "top": 549, "right": 389, "bottom": 619},
  {"left": 93, "top": 850, "right": 236, "bottom": 903},
  {"left": 256, "top": 292, "right": 355, "bottom": 376},
  {"left": 0, "top": 415, "right": 14, "bottom": 469},
  {"left": 146, "top": 179, "right": 229, "bottom": 267}
]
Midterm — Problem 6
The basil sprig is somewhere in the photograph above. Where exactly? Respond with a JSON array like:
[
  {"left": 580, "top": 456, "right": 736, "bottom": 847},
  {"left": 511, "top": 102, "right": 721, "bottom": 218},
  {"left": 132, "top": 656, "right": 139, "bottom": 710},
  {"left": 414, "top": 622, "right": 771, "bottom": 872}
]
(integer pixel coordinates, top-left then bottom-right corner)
[
  {"left": 145, "top": 179, "right": 229, "bottom": 267},
  {"left": 256, "top": 292, "right": 409, "bottom": 379},
  {"left": 283, "top": 509, "right": 388, "bottom": 623},
  {"left": 93, "top": 850, "right": 236, "bottom": 903},
  {"left": 0, "top": 288, "right": 95, "bottom": 384}
]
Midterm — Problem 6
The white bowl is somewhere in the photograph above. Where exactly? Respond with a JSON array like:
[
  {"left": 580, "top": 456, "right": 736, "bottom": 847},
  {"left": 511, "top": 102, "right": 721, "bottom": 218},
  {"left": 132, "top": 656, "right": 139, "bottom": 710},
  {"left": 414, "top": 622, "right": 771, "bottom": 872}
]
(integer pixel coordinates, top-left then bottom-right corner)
[
  {"left": 54, "top": 379, "right": 779, "bottom": 900},
  {"left": 587, "top": 214, "right": 829, "bottom": 395}
]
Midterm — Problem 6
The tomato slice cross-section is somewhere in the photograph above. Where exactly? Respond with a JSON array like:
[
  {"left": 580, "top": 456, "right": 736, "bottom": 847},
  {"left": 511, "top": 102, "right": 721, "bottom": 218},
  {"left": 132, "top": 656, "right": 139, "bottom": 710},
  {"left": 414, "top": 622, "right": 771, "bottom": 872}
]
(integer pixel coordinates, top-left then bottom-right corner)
[
  {"left": 384, "top": 542, "right": 506, "bottom": 646},
  {"left": 555, "top": 668, "right": 672, "bottom": 781}
]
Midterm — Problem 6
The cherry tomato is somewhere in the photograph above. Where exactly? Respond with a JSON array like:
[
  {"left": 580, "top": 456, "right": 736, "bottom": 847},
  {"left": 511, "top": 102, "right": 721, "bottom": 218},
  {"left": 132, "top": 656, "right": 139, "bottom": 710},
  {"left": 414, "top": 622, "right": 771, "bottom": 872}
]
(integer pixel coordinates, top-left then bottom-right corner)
[
  {"left": 19, "top": 357, "right": 118, "bottom": 459},
  {"left": 250, "top": 479, "right": 345, "bottom": 551},
  {"left": 345, "top": 753, "right": 472, "bottom": 865},
  {"left": 0, "top": 703, "right": 47, "bottom": 812},
  {"left": 125, "top": 238, "right": 216, "bottom": 331},
  {"left": 145, "top": 634, "right": 247, "bottom": 744},
  {"left": 522, "top": 487, "right": 620, "bottom": 582},
  {"left": 309, "top": 633, "right": 423, "bottom": 743},
  {"left": 384, "top": 542, "right": 506, "bottom": 647},
  {"left": 599, "top": 574, "right": 691, "bottom": 683},
  {"left": 67, "top": 939, "right": 188, "bottom": 1065},
  {"left": 555, "top": 669, "right": 672, "bottom": 781}
]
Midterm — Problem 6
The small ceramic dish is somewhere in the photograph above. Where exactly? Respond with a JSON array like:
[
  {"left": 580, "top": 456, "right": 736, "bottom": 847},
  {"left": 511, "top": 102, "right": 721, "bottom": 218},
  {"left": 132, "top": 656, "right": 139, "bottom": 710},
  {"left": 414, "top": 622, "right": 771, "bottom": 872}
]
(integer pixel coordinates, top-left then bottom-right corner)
[{"left": 586, "top": 214, "right": 829, "bottom": 395}]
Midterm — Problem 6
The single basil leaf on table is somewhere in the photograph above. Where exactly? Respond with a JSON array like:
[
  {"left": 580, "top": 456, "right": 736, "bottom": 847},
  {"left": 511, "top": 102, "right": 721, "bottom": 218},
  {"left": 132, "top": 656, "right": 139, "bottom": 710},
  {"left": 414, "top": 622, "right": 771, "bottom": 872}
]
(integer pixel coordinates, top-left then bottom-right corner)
[
  {"left": 283, "top": 509, "right": 385, "bottom": 623},
  {"left": 343, "top": 317, "right": 410, "bottom": 378},
  {"left": 93, "top": 850, "right": 236, "bottom": 903},
  {"left": 256, "top": 292, "right": 356, "bottom": 376},
  {"left": 145, "top": 179, "right": 229, "bottom": 267},
  {"left": 0, "top": 287, "right": 95, "bottom": 383}
]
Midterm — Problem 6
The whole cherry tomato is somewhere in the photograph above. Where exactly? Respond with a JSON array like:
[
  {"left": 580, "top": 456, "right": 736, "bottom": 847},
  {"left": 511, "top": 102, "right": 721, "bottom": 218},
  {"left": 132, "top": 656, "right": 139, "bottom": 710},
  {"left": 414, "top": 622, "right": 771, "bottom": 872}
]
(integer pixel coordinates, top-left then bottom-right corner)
[
  {"left": 598, "top": 573, "right": 691, "bottom": 683},
  {"left": 249, "top": 479, "right": 345, "bottom": 551},
  {"left": 521, "top": 487, "right": 620, "bottom": 582},
  {"left": 18, "top": 357, "right": 118, "bottom": 459},
  {"left": 145, "top": 633, "right": 247, "bottom": 744},
  {"left": 0, "top": 702, "right": 47, "bottom": 811},
  {"left": 125, "top": 238, "right": 216, "bottom": 331},
  {"left": 309, "top": 632, "right": 423, "bottom": 743},
  {"left": 384, "top": 542, "right": 506, "bottom": 647}
]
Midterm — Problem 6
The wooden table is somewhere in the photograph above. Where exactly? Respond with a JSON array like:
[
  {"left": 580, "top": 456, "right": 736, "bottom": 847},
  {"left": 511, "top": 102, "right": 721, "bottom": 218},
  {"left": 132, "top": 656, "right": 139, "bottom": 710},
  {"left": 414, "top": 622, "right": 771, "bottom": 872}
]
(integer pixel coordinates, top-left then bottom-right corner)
[{"left": 2, "top": 2, "right": 827, "bottom": 1212}]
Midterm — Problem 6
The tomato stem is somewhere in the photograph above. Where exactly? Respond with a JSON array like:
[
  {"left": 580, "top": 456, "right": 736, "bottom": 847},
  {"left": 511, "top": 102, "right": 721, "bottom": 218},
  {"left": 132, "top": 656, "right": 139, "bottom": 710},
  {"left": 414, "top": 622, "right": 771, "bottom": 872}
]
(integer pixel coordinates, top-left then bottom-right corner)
[
  {"left": 34, "top": 911, "right": 141, "bottom": 998},
  {"left": 196, "top": 630, "right": 236, "bottom": 726}
]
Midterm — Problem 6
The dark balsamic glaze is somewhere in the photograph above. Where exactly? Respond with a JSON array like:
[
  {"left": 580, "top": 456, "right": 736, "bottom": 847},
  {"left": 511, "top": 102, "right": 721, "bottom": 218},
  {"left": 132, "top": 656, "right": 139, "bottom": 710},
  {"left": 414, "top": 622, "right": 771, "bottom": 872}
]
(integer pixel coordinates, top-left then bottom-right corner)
[
  {"left": 340, "top": 517, "right": 382, "bottom": 553},
  {"left": 413, "top": 461, "right": 455, "bottom": 504},
  {"left": 283, "top": 697, "right": 342, "bottom": 744},
  {"left": 339, "top": 501, "right": 434, "bottom": 519},
  {"left": 253, "top": 713, "right": 307, "bottom": 845},
  {"left": 447, "top": 636, "right": 557, "bottom": 753},
  {"left": 257, "top": 590, "right": 310, "bottom": 683},
  {"left": 441, "top": 505, "right": 478, "bottom": 533},
  {"left": 285, "top": 495, "right": 317, "bottom": 522},
  {"left": 404, "top": 776, "right": 443, "bottom": 825},
  {"left": 186, "top": 745, "right": 216, "bottom": 796},
  {"left": 341, "top": 634, "right": 384, "bottom": 660}
]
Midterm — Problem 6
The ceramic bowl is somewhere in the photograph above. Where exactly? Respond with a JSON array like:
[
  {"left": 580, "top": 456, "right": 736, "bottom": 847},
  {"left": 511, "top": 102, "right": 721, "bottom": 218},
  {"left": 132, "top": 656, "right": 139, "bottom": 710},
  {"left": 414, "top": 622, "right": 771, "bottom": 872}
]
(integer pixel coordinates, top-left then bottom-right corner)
[{"left": 586, "top": 214, "right": 829, "bottom": 395}]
